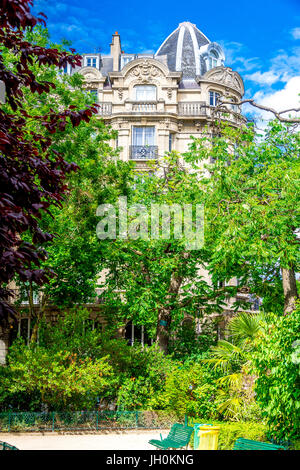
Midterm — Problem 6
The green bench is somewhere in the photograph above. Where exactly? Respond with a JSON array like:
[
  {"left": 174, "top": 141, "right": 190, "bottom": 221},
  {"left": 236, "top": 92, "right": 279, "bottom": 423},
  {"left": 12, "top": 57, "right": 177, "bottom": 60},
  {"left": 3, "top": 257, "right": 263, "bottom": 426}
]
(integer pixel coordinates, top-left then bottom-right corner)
[
  {"left": 233, "top": 438, "right": 286, "bottom": 451},
  {"left": 149, "top": 423, "right": 194, "bottom": 450},
  {"left": 0, "top": 440, "right": 18, "bottom": 450}
]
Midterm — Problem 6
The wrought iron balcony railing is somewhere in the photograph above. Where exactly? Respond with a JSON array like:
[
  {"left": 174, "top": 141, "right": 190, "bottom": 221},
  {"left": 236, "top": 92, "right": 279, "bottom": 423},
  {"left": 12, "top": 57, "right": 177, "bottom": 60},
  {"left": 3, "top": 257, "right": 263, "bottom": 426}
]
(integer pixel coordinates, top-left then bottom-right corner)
[{"left": 130, "top": 145, "right": 158, "bottom": 159}]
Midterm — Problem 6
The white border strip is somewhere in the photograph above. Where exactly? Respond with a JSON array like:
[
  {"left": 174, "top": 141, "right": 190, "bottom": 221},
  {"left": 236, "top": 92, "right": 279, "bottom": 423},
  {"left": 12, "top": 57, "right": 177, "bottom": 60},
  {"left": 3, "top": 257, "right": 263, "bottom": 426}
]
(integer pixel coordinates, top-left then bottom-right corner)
[
  {"left": 187, "top": 23, "right": 200, "bottom": 75},
  {"left": 175, "top": 25, "right": 185, "bottom": 71}
]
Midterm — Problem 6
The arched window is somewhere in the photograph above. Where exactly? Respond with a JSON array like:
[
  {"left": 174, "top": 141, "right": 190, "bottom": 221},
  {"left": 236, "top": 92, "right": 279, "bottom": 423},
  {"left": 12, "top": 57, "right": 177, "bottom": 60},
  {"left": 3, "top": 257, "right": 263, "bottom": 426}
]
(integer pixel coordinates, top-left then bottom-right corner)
[
  {"left": 134, "top": 85, "right": 156, "bottom": 101},
  {"left": 209, "top": 90, "right": 220, "bottom": 106}
]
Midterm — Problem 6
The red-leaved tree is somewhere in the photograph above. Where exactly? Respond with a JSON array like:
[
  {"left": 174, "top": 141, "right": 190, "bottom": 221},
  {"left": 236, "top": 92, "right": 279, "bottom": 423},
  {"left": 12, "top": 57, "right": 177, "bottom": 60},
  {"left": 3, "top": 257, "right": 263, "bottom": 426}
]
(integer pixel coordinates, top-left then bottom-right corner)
[{"left": 0, "top": 0, "right": 98, "bottom": 323}]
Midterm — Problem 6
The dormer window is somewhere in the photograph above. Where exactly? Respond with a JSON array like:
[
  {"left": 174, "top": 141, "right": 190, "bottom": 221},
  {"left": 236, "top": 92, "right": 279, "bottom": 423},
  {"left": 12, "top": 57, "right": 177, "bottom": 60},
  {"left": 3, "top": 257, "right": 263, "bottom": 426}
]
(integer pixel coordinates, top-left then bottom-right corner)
[
  {"left": 120, "top": 55, "right": 135, "bottom": 69},
  {"left": 209, "top": 91, "right": 220, "bottom": 106},
  {"left": 134, "top": 85, "right": 156, "bottom": 101},
  {"left": 84, "top": 56, "right": 98, "bottom": 68},
  {"left": 209, "top": 50, "right": 219, "bottom": 69}
]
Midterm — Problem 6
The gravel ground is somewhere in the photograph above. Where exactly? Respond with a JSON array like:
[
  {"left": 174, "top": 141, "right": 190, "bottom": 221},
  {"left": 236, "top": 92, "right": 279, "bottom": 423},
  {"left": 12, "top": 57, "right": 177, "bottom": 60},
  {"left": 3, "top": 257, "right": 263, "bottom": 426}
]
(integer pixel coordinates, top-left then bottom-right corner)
[{"left": 0, "top": 429, "right": 170, "bottom": 450}]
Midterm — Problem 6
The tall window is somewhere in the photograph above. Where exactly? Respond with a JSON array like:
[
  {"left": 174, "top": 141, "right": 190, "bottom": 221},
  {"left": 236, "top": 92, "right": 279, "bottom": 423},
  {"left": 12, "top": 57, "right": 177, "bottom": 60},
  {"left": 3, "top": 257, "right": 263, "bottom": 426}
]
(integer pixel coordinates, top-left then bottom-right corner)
[
  {"left": 169, "top": 133, "right": 174, "bottom": 152},
  {"left": 209, "top": 91, "right": 220, "bottom": 107},
  {"left": 125, "top": 321, "right": 153, "bottom": 347},
  {"left": 134, "top": 85, "right": 156, "bottom": 101},
  {"left": 132, "top": 126, "right": 155, "bottom": 146}
]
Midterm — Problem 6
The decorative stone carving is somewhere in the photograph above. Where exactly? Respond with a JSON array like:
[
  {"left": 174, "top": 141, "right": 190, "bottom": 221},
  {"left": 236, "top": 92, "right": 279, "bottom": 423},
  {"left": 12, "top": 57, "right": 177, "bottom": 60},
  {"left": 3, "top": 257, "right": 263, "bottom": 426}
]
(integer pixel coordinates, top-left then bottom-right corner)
[
  {"left": 167, "top": 88, "right": 172, "bottom": 100},
  {"left": 195, "top": 121, "right": 201, "bottom": 132},
  {"left": 129, "top": 59, "right": 162, "bottom": 82},
  {"left": 207, "top": 68, "right": 243, "bottom": 93},
  {"left": 118, "top": 88, "right": 123, "bottom": 100}
]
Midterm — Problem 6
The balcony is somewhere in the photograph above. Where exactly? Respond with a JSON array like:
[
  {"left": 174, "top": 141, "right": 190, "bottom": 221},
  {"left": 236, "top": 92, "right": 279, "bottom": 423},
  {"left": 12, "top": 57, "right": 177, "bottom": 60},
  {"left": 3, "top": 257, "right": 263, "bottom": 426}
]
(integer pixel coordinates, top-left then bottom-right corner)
[
  {"left": 130, "top": 145, "right": 158, "bottom": 159},
  {"left": 98, "top": 102, "right": 112, "bottom": 116},
  {"left": 178, "top": 102, "right": 206, "bottom": 116},
  {"left": 131, "top": 102, "right": 157, "bottom": 112}
]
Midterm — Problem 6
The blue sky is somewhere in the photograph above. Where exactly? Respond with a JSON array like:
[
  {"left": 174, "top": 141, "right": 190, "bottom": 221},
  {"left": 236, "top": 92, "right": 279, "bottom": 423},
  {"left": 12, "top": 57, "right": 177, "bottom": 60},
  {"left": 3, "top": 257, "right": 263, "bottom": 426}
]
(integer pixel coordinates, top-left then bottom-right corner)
[{"left": 33, "top": 0, "right": 300, "bottom": 119}]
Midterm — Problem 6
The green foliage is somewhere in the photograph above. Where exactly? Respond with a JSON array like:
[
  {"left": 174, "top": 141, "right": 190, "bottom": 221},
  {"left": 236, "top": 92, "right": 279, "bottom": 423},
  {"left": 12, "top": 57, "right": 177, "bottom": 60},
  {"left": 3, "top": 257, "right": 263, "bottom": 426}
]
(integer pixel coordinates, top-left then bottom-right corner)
[
  {"left": 1, "top": 340, "right": 113, "bottom": 411},
  {"left": 2, "top": 26, "right": 134, "bottom": 311},
  {"left": 185, "top": 120, "right": 300, "bottom": 314},
  {"left": 151, "top": 358, "right": 222, "bottom": 419},
  {"left": 251, "top": 307, "right": 300, "bottom": 442},
  {"left": 203, "top": 312, "right": 263, "bottom": 421},
  {"left": 103, "top": 341, "right": 175, "bottom": 410},
  {"left": 168, "top": 318, "right": 218, "bottom": 360}
]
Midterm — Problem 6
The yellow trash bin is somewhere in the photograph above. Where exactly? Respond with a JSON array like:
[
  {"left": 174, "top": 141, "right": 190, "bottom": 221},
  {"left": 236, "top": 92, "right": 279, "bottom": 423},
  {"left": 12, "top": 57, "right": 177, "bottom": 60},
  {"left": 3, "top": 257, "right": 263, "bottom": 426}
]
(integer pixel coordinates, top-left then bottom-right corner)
[{"left": 196, "top": 425, "right": 220, "bottom": 450}]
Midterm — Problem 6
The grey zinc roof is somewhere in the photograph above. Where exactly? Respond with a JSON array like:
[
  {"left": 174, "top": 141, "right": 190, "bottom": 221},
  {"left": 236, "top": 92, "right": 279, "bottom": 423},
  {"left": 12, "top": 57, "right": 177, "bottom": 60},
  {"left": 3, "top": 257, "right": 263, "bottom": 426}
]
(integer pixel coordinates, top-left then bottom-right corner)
[
  {"left": 100, "top": 57, "right": 113, "bottom": 76},
  {"left": 155, "top": 22, "right": 210, "bottom": 78}
]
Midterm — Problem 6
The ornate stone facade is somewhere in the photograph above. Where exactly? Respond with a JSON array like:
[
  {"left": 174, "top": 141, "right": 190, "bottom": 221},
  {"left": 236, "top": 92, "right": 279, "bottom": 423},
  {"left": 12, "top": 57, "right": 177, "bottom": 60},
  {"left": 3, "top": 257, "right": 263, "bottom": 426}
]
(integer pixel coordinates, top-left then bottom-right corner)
[{"left": 69, "top": 22, "right": 246, "bottom": 164}]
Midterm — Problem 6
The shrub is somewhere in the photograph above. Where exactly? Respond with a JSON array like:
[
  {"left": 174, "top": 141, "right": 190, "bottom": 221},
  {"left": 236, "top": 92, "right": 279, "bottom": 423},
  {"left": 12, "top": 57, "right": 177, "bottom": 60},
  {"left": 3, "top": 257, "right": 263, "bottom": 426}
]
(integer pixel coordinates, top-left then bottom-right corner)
[
  {"left": 251, "top": 308, "right": 300, "bottom": 442},
  {"left": 168, "top": 318, "right": 218, "bottom": 360},
  {"left": 152, "top": 358, "right": 223, "bottom": 419},
  {"left": 1, "top": 339, "right": 115, "bottom": 411},
  {"left": 114, "top": 343, "right": 175, "bottom": 410}
]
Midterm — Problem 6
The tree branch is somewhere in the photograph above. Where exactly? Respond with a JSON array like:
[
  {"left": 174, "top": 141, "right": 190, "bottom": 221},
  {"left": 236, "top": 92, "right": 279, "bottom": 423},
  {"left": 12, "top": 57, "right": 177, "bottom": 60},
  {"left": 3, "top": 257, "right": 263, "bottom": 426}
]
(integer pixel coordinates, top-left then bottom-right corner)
[{"left": 217, "top": 99, "right": 300, "bottom": 124}]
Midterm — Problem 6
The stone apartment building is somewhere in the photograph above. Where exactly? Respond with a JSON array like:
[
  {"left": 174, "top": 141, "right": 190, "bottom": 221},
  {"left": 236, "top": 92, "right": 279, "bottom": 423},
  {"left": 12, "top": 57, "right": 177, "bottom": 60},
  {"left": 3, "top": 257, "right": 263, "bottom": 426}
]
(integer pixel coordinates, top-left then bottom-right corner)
[
  {"left": 0, "top": 22, "right": 260, "bottom": 362},
  {"left": 72, "top": 21, "right": 245, "bottom": 168}
]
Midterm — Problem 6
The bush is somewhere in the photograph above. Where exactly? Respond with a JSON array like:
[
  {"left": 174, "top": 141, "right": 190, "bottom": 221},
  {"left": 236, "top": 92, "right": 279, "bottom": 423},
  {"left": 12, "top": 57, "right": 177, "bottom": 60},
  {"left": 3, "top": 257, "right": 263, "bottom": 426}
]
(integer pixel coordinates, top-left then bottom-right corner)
[
  {"left": 251, "top": 308, "right": 300, "bottom": 442},
  {"left": 114, "top": 343, "right": 175, "bottom": 410},
  {"left": 168, "top": 318, "right": 218, "bottom": 360},
  {"left": 151, "top": 358, "right": 223, "bottom": 419},
  {"left": 0, "top": 339, "right": 114, "bottom": 411}
]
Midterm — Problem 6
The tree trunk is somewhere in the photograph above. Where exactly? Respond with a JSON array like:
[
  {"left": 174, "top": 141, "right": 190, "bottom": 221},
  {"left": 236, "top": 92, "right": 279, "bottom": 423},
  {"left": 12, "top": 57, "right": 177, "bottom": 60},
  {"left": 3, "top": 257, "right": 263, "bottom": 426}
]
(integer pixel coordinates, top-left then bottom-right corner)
[
  {"left": 156, "top": 252, "right": 190, "bottom": 353},
  {"left": 156, "top": 308, "right": 171, "bottom": 354},
  {"left": 281, "top": 267, "right": 298, "bottom": 315}
]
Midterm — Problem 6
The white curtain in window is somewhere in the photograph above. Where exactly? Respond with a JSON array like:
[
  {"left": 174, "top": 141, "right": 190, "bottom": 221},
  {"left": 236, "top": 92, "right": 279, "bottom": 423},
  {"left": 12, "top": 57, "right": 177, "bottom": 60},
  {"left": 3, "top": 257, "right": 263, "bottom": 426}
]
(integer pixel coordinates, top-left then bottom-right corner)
[
  {"left": 132, "top": 127, "right": 155, "bottom": 145},
  {"left": 135, "top": 85, "right": 156, "bottom": 101}
]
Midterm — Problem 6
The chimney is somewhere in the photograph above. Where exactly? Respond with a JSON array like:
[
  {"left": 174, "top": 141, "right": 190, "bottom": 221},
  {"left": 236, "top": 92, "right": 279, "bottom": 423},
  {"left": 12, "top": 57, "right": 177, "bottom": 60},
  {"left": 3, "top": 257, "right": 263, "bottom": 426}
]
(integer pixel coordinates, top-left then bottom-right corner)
[{"left": 110, "top": 31, "right": 121, "bottom": 71}]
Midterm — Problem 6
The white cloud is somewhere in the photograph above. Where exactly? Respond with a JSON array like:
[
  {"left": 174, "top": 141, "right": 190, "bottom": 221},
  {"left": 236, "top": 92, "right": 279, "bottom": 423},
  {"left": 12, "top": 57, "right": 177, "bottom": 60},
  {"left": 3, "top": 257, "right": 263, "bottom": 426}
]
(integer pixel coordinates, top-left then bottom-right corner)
[
  {"left": 246, "top": 76, "right": 300, "bottom": 124},
  {"left": 270, "top": 48, "right": 300, "bottom": 82},
  {"left": 256, "top": 76, "right": 300, "bottom": 112},
  {"left": 245, "top": 70, "right": 280, "bottom": 85},
  {"left": 291, "top": 28, "right": 300, "bottom": 40}
]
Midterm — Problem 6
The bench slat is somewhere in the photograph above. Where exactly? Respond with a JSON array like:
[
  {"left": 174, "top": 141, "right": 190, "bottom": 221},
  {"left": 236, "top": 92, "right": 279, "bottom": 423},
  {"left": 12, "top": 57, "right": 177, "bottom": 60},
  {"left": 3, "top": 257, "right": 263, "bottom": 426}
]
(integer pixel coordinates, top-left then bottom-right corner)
[
  {"left": 233, "top": 438, "right": 286, "bottom": 450},
  {"left": 149, "top": 423, "right": 193, "bottom": 449}
]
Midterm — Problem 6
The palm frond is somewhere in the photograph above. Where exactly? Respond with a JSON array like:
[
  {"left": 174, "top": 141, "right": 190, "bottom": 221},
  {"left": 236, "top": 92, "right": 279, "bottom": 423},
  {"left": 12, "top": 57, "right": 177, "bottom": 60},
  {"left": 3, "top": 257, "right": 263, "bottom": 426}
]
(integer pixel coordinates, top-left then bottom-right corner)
[
  {"left": 227, "top": 312, "right": 261, "bottom": 344},
  {"left": 203, "top": 340, "right": 243, "bottom": 372}
]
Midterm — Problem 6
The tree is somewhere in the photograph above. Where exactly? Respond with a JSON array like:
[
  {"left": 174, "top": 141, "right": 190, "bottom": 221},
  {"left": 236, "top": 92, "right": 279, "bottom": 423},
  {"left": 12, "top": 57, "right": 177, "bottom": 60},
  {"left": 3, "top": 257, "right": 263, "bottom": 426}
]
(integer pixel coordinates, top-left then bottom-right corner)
[
  {"left": 185, "top": 120, "right": 300, "bottom": 314},
  {"left": 99, "top": 153, "right": 234, "bottom": 353},
  {"left": 0, "top": 0, "right": 98, "bottom": 324},
  {"left": 3, "top": 26, "right": 134, "bottom": 337}
]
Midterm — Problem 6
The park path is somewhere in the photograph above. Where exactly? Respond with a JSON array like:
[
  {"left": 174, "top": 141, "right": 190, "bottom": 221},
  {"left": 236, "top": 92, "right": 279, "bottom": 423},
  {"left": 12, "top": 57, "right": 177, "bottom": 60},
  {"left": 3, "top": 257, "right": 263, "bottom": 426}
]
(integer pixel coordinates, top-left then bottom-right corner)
[{"left": 0, "top": 429, "right": 168, "bottom": 450}]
